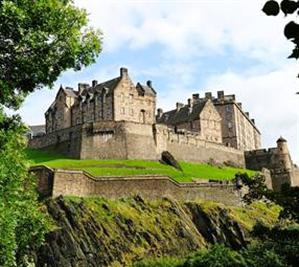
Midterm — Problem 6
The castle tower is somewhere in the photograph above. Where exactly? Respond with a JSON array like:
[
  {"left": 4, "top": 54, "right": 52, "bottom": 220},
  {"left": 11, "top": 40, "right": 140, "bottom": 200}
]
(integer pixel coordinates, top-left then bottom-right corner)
[{"left": 276, "top": 136, "right": 292, "bottom": 171}]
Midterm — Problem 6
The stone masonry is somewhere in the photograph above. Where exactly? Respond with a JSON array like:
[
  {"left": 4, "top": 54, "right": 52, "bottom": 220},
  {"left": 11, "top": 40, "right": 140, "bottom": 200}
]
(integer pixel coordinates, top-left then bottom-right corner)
[{"left": 28, "top": 67, "right": 298, "bottom": 191}]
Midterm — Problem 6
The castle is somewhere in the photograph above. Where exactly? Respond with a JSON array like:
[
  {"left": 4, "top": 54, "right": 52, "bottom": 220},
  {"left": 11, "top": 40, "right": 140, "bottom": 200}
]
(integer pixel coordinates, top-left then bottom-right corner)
[{"left": 29, "top": 67, "right": 299, "bottom": 191}]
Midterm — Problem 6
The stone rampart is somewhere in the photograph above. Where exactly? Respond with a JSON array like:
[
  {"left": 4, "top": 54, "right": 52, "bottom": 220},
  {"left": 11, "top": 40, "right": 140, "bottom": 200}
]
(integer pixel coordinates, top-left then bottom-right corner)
[
  {"left": 31, "top": 166, "right": 242, "bottom": 206},
  {"left": 155, "top": 124, "right": 245, "bottom": 167},
  {"left": 28, "top": 125, "right": 82, "bottom": 158},
  {"left": 29, "top": 121, "right": 245, "bottom": 167}
]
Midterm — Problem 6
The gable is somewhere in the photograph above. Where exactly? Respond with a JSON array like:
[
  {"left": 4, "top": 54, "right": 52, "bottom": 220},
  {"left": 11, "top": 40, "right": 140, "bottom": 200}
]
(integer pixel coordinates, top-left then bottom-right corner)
[{"left": 200, "top": 100, "right": 221, "bottom": 121}]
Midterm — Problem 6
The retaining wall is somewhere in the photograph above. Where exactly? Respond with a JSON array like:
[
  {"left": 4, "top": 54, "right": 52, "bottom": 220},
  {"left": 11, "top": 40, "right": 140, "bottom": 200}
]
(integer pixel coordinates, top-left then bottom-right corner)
[{"left": 31, "top": 166, "right": 243, "bottom": 206}]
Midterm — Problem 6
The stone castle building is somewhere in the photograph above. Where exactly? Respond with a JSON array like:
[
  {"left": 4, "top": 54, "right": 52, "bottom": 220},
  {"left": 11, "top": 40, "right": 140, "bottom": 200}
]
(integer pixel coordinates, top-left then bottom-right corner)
[
  {"left": 29, "top": 67, "right": 299, "bottom": 191},
  {"left": 45, "top": 68, "right": 156, "bottom": 134}
]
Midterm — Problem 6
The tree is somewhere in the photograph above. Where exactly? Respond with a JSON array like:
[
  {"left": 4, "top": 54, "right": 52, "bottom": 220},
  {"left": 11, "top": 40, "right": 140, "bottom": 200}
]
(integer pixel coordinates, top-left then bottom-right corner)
[
  {"left": 0, "top": 0, "right": 102, "bottom": 266},
  {"left": 239, "top": 173, "right": 299, "bottom": 222},
  {"left": 262, "top": 0, "right": 299, "bottom": 63},
  {"left": 0, "top": 0, "right": 102, "bottom": 109}
]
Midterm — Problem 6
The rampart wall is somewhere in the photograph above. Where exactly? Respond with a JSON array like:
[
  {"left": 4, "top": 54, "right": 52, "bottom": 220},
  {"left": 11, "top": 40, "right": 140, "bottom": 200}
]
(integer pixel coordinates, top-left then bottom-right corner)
[
  {"left": 29, "top": 121, "right": 245, "bottom": 166},
  {"left": 31, "top": 166, "right": 243, "bottom": 206},
  {"left": 155, "top": 124, "right": 245, "bottom": 167}
]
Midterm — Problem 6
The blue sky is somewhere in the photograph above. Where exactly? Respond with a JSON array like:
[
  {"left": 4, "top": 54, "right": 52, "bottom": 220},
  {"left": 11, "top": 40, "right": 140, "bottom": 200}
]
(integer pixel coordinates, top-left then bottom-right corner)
[{"left": 17, "top": 0, "right": 299, "bottom": 163}]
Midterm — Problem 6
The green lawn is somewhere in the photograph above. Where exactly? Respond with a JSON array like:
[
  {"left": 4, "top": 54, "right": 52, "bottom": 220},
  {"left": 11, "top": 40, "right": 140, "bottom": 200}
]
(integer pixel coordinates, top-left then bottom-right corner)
[{"left": 26, "top": 148, "right": 256, "bottom": 183}]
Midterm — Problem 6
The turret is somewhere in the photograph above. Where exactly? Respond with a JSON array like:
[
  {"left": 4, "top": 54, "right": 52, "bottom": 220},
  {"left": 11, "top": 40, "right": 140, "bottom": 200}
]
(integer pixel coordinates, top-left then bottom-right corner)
[{"left": 276, "top": 136, "right": 292, "bottom": 171}]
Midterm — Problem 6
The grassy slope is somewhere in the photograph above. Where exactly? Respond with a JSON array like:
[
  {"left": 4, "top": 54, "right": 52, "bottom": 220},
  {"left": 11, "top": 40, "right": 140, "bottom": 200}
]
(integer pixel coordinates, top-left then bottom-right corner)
[{"left": 26, "top": 148, "right": 256, "bottom": 182}]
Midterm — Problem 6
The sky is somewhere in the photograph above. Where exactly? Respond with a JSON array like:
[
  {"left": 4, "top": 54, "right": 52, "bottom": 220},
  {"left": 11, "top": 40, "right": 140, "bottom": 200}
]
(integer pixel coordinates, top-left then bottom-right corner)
[{"left": 17, "top": 0, "right": 299, "bottom": 163}]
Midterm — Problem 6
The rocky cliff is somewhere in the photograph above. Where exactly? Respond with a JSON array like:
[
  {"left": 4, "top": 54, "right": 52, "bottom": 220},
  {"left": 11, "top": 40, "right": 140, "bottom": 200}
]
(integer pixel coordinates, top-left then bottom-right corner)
[{"left": 34, "top": 196, "right": 279, "bottom": 267}]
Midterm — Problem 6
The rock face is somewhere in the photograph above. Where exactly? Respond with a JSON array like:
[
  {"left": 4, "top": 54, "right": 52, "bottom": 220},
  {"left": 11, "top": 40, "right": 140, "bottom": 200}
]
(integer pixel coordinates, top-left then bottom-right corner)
[{"left": 34, "top": 196, "right": 272, "bottom": 267}]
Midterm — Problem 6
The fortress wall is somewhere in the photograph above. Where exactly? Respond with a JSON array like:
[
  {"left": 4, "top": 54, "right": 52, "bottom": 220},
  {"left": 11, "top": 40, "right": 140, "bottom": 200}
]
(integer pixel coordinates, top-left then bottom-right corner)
[
  {"left": 28, "top": 125, "right": 82, "bottom": 158},
  {"left": 80, "top": 121, "right": 128, "bottom": 159},
  {"left": 123, "top": 122, "right": 158, "bottom": 160},
  {"left": 32, "top": 167, "right": 242, "bottom": 206},
  {"left": 244, "top": 148, "right": 277, "bottom": 171},
  {"left": 154, "top": 126, "right": 245, "bottom": 166}
]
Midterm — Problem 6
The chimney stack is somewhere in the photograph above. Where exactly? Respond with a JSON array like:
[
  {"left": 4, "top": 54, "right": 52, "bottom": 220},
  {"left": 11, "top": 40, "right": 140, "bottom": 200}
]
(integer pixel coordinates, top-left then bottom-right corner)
[
  {"left": 176, "top": 102, "right": 184, "bottom": 111},
  {"left": 92, "top": 80, "right": 98, "bottom": 87},
  {"left": 78, "top": 83, "right": 89, "bottom": 94},
  {"left": 237, "top": 102, "right": 242, "bottom": 109},
  {"left": 192, "top": 93, "right": 199, "bottom": 104},
  {"left": 251, "top": 119, "right": 255, "bottom": 124},
  {"left": 120, "top": 67, "right": 128, "bottom": 78},
  {"left": 205, "top": 92, "right": 212, "bottom": 99},
  {"left": 157, "top": 108, "right": 163, "bottom": 118},
  {"left": 217, "top": 91, "right": 224, "bottom": 99},
  {"left": 245, "top": 112, "right": 249, "bottom": 117}
]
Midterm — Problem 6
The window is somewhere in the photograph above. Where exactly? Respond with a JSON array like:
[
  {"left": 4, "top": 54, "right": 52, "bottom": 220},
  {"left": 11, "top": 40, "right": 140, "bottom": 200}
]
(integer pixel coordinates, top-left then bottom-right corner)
[{"left": 129, "top": 93, "right": 134, "bottom": 99}]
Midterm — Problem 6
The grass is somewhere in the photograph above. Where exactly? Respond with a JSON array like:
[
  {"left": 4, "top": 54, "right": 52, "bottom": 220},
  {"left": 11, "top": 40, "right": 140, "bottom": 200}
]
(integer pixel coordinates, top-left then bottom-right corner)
[{"left": 26, "top": 148, "right": 256, "bottom": 183}]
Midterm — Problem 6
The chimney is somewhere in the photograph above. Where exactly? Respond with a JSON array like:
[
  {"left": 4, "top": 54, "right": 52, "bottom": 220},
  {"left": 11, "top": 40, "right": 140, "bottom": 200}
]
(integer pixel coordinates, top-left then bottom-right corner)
[
  {"left": 205, "top": 92, "right": 212, "bottom": 99},
  {"left": 120, "top": 67, "right": 128, "bottom": 78},
  {"left": 251, "top": 119, "right": 255, "bottom": 124},
  {"left": 78, "top": 83, "right": 89, "bottom": 94},
  {"left": 65, "top": 86, "right": 73, "bottom": 91},
  {"left": 245, "top": 112, "right": 249, "bottom": 117},
  {"left": 188, "top": 98, "right": 193, "bottom": 108},
  {"left": 192, "top": 93, "right": 199, "bottom": 104},
  {"left": 237, "top": 102, "right": 242, "bottom": 109},
  {"left": 146, "top": 80, "right": 152, "bottom": 88},
  {"left": 92, "top": 80, "right": 98, "bottom": 87},
  {"left": 176, "top": 102, "right": 184, "bottom": 111},
  {"left": 217, "top": 91, "right": 224, "bottom": 99},
  {"left": 157, "top": 108, "right": 163, "bottom": 118}
]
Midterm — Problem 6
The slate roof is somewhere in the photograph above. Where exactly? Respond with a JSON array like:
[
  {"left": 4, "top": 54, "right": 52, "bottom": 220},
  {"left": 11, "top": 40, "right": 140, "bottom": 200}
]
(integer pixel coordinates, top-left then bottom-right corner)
[
  {"left": 89, "top": 77, "right": 121, "bottom": 96},
  {"left": 157, "top": 100, "right": 207, "bottom": 125},
  {"left": 63, "top": 88, "right": 78, "bottom": 98},
  {"left": 136, "top": 83, "right": 156, "bottom": 96}
]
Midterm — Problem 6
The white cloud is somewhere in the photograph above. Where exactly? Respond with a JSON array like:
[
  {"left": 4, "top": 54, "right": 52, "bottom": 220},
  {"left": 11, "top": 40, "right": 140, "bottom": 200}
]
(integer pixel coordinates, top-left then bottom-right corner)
[
  {"left": 75, "top": 0, "right": 291, "bottom": 64},
  {"left": 203, "top": 62, "right": 299, "bottom": 164}
]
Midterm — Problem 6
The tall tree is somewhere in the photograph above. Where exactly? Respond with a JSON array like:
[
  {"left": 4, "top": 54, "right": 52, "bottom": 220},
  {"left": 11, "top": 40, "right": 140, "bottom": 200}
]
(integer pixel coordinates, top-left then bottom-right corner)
[
  {"left": 0, "top": 0, "right": 102, "bottom": 109},
  {"left": 0, "top": 0, "right": 102, "bottom": 266}
]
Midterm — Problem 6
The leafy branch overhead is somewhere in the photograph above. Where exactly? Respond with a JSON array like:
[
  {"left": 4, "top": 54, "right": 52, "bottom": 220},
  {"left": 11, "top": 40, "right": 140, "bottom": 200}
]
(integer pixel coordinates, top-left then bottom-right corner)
[
  {"left": 0, "top": 0, "right": 102, "bottom": 109},
  {"left": 263, "top": 0, "right": 299, "bottom": 61}
]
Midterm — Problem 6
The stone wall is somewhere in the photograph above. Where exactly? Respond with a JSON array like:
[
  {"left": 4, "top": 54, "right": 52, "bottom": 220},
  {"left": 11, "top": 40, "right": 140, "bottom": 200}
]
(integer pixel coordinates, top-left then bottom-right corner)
[
  {"left": 29, "top": 121, "right": 245, "bottom": 166},
  {"left": 155, "top": 124, "right": 245, "bottom": 167},
  {"left": 28, "top": 125, "right": 82, "bottom": 158},
  {"left": 32, "top": 166, "right": 242, "bottom": 206}
]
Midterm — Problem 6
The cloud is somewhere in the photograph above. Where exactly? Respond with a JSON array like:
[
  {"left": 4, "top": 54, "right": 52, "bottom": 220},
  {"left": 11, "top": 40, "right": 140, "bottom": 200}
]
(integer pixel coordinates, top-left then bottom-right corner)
[
  {"left": 75, "top": 0, "right": 291, "bottom": 65},
  {"left": 203, "top": 62, "right": 299, "bottom": 164}
]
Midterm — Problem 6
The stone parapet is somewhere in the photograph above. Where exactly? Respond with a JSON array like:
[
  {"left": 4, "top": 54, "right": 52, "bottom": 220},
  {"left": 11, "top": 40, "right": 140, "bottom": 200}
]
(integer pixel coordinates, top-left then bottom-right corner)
[{"left": 31, "top": 166, "right": 243, "bottom": 206}]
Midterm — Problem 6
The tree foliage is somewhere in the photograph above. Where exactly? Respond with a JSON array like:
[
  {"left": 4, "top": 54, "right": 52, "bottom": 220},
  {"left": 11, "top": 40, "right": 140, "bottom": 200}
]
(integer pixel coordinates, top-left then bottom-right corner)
[
  {"left": 239, "top": 173, "right": 299, "bottom": 222},
  {"left": 0, "top": 1, "right": 102, "bottom": 266},
  {"left": 0, "top": 108, "right": 49, "bottom": 266},
  {"left": 262, "top": 0, "right": 299, "bottom": 62},
  {"left": 0, "top": 0, "right": 102, "bottom": 108}
]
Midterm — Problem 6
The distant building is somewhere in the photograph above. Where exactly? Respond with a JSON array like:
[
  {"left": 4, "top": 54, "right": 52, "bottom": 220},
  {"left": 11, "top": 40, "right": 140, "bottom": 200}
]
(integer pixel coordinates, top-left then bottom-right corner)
[{"left": 26, "top": 125, "right": 46, "bottom": 139}]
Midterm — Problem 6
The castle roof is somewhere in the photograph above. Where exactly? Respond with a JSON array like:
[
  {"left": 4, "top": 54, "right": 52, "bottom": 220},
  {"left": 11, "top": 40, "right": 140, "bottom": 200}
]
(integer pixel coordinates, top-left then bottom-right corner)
[
  {"left": 157, "top": 100, "right": 207, "bottom": 125},
  {"left": 136, "top": 82, "right": 156, "bottom": 96},
  {"left": 63, "top": 88, "right": 78, "bottom": 98}
]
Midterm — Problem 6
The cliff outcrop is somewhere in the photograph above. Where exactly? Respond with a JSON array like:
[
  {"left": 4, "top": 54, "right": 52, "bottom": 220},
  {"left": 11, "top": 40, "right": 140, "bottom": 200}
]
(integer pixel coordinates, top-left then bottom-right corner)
[{"left": 34, "top": 196, "right": 279, "bottom": 267}]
